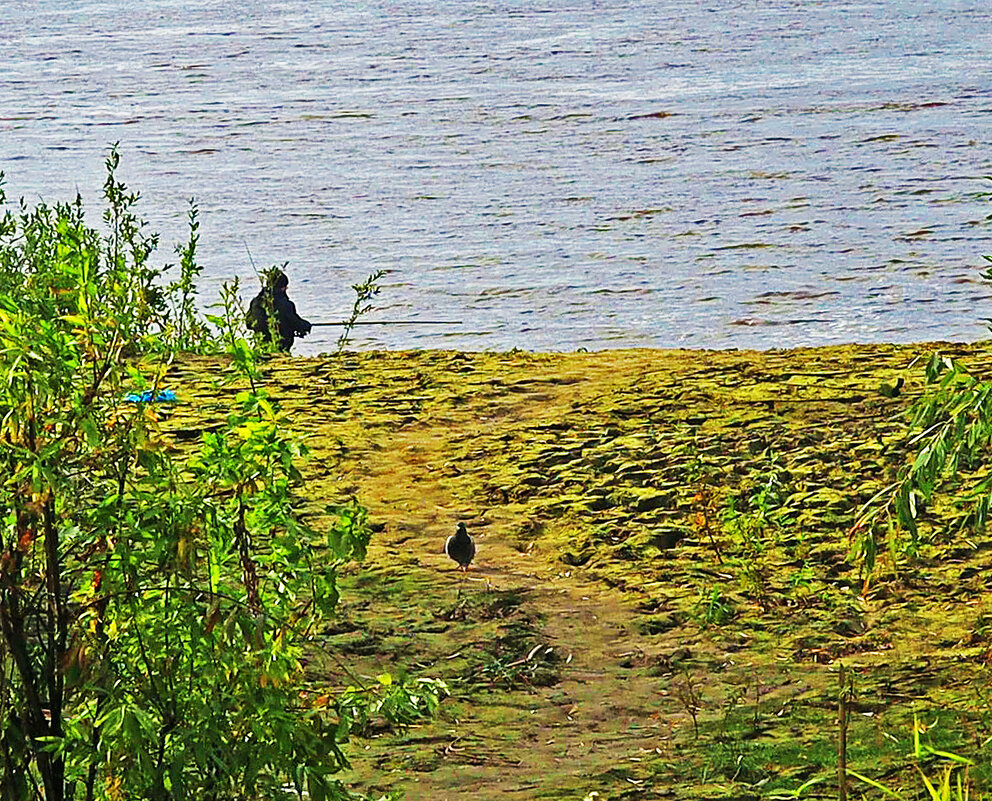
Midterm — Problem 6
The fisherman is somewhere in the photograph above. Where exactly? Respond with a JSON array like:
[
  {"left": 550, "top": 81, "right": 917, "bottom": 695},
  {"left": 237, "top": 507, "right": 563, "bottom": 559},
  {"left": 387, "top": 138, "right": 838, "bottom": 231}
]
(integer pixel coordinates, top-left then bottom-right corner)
[{"left": 246, "top": 268, "right": 312, "bottom": 351}]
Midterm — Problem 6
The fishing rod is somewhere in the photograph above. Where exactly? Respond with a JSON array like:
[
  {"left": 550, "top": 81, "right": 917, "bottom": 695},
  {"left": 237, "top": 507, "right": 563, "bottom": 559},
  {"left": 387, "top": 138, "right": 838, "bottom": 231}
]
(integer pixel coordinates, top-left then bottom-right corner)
[
  {"left": 244, "top": 240, "right": 261, "bottom": 282},
  {"left": 241, "top": 246, "right": 458, "bottom": 328},
  {"left": 309, "top": 321, "right": 460, "bottom": 327},
  {"left": 242, "top": 243, "right": 455, "bottom": 327}
]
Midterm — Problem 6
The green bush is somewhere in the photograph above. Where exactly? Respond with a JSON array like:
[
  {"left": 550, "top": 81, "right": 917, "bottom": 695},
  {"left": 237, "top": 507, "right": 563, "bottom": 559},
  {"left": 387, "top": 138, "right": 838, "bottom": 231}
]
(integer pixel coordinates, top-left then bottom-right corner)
[{"left": 0, "top": 149, "right": 414, "bottom": 800}]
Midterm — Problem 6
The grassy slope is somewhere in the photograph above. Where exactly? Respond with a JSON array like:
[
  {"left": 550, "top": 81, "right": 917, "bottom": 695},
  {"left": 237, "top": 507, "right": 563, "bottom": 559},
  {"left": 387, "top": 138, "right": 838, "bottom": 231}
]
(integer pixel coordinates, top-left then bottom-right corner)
[{"left": 167, "top": 342, "right": 992, "bottom": 800}]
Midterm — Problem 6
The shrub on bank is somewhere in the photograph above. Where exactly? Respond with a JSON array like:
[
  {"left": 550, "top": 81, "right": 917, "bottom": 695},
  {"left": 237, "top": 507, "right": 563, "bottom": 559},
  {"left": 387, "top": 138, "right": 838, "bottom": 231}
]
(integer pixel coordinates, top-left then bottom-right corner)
[{"left": 0, "top": 148, "right": 431, "bottom": 801}]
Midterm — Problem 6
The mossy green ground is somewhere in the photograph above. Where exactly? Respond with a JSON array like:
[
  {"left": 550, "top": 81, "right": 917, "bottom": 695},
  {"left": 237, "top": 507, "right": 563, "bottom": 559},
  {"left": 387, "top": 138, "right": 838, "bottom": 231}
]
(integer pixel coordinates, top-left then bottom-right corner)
[{"left": 165, "top": 342, "right": 992, "bottom": 800}]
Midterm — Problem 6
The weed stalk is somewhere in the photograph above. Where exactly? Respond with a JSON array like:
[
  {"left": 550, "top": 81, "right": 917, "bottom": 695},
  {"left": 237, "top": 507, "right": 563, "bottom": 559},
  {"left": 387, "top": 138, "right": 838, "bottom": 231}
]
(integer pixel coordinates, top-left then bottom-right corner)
[{"left": 838, "top": 663, "right": 849, "bottom": 801}]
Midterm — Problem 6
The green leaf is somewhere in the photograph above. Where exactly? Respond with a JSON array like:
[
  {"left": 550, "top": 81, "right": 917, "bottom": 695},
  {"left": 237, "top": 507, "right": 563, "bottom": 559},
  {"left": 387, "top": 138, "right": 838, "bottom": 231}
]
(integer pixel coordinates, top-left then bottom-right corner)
[{"left": 846, "top": 768, "right": 909, "bottom": 800}]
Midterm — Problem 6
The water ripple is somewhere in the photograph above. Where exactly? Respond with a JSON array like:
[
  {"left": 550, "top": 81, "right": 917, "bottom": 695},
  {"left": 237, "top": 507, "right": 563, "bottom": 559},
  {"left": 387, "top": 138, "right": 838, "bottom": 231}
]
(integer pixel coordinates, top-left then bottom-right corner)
[{"left": 1, "top": 0, "right": 990, "bottom": 353}]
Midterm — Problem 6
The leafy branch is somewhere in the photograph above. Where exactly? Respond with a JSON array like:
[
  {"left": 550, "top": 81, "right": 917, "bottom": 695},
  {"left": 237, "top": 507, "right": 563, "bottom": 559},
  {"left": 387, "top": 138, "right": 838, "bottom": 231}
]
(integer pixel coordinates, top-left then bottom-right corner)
[
  {"left": 851, "top": 247, "right": 992, "bottom": 585},
  {"left": 337, "top": 269, "right": 386, "bottom": 353}
]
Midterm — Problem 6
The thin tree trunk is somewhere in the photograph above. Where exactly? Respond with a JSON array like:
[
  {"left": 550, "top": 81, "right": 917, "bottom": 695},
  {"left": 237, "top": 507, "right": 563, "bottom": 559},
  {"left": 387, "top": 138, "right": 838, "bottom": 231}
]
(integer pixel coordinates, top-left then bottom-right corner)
[{"left": 42, "top": 498, "right": 66, "bottom": 800}]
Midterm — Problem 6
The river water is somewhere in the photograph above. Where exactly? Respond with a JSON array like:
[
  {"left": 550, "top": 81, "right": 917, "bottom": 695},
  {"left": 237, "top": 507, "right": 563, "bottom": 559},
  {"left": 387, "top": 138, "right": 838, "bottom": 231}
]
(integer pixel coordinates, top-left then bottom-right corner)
[{"left": 2, "top": 1, "right": 991, "bottom": 354}]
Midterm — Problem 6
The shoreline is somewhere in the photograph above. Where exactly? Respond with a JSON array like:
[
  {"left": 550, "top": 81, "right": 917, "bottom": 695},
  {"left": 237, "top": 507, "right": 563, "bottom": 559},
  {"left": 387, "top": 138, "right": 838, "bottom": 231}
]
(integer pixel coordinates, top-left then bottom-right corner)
[{"left": 293, "top": 336, "right": 992, "bottom": 360}]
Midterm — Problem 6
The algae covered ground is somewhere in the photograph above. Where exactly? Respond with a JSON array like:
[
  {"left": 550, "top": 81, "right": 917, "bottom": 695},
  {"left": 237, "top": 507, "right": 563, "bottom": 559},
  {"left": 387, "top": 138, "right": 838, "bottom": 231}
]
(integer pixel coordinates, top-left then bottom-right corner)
[{"left": 166, "top": 342, "right": 992, "bottom": 800}]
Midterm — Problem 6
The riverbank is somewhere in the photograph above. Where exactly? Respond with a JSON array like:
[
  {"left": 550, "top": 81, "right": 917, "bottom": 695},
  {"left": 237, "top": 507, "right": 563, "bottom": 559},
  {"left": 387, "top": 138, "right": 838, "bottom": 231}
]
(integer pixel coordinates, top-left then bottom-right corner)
[{"left": 168, "top": 341, "right": 992, "bottom": 800}]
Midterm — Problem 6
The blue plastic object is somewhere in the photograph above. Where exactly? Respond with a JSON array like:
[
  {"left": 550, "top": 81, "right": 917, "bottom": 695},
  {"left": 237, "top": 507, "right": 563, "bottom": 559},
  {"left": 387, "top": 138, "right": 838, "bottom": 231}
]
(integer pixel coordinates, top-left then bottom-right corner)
[{"left": 124, "top": 390, "right": 178, "bottom": 404}]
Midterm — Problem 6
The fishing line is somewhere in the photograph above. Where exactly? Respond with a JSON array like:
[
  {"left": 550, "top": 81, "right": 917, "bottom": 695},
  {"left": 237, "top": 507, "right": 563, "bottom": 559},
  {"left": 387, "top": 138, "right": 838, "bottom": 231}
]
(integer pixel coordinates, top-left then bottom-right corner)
[{"left": 309, "top": 321, "right": 460, "bottom": 327}]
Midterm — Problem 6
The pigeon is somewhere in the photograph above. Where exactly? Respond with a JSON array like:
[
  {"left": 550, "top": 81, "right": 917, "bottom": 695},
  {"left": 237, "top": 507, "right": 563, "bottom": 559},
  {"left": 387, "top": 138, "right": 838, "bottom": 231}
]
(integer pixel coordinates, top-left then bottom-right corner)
[
  {"left": 879, "top": 377, "right": 905, "bottom": 398},
  {"left": 445, "top": 522, "right": 476, "bottom": 571}
]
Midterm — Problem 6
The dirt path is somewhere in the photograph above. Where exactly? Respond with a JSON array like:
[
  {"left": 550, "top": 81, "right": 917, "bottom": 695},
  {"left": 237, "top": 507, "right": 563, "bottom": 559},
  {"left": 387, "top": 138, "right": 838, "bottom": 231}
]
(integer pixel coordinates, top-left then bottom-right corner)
[
  {"left": 321, "top": 362, "right": 678, "bottom": 800},
  {"left": 171, "top": 342, "right": 992, "bottom": 799}
]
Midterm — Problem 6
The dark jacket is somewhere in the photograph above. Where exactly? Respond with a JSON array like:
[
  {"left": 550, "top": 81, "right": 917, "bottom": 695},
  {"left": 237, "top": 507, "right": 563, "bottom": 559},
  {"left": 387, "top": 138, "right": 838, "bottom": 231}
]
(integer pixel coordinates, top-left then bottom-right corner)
[{"left": 247, "top": 284, "right": 312, "bottom": 351}]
